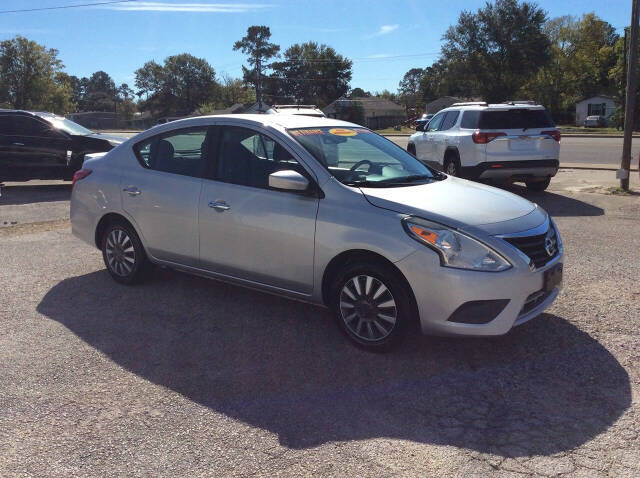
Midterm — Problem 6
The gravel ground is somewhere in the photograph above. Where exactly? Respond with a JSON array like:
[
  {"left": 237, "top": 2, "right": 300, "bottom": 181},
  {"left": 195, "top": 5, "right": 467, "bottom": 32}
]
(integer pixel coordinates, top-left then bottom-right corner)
[{"left": 0, "top": 173, "right": 638, "bottom": 477}]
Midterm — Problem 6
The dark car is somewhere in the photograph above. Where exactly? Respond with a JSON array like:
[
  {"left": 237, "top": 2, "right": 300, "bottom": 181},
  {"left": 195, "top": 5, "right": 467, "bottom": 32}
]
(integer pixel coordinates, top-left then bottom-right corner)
[
  {"left": 0, "top": 110, "right": 126, "bottom": 181},
  {"left": 414, "top": 113, "right": 434, "bottom": 131}
]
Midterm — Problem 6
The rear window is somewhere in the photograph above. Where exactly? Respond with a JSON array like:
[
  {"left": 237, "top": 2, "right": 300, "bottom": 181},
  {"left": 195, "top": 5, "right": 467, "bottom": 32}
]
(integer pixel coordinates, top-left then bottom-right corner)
[{"left": 461, "top": 109, "right": 555, "bottom": 129}]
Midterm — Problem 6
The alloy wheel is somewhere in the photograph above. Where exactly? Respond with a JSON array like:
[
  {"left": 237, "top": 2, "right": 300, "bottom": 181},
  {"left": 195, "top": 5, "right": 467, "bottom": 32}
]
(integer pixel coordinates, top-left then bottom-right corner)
[
  {"left": 339, "top": 275, "right": 397, "bottom": 342},
  {"left": 105, "top": 228, "right": 136, "bottom": 277},
  {"left": 446, "top": 161, "right": 457, "bottom": 176}
]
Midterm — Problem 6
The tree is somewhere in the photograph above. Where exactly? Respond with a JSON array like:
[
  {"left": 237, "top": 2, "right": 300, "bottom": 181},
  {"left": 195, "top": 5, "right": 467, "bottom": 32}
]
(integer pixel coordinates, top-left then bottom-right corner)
[
  {"left": 441, "top": 0, "right": 551, "bottom": 102},
  {"left": 350, "top": 87, "right": 371, "bottom": 98},
  {"left": 519, "top": 13, "right": 619, "bottom": 122},
  {"left": 233, "top": 26, "right": 280, "bottom": 107},
  {"left": 219, "top": 73, "right": 255, "bottom": 106},
  {"left": 0, "top": 35, "right": 73, "bottom": 113},
  {"left": 135, "top": 54, "right": 218, "bottom": 115},
  {"left": 269, "top": 42, "right": 352, "bottom": 107},
  {"left": 83, "top": 70, "right": 118, "bottom": 111},
  {"left": 398, "top": 68, "right": 425, "bottom": 113}
]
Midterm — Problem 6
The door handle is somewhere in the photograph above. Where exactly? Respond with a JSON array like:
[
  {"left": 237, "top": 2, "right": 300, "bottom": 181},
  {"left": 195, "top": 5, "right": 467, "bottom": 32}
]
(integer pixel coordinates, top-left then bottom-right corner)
[
  {"left": 12, "top": 142, "right": 24, "bottom": 146},
  {"left": 123, "top": 186, "right": 141, "bottom": 196},
  {"left": 208, "top": 201, "right": 230, "bottom": 211}
]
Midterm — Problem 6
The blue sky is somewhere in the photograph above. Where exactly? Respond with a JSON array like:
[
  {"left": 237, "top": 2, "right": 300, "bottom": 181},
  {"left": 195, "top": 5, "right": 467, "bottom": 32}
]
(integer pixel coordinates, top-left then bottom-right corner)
[{"left": 1, "top": 0, "right": 635, "bottom": 94}]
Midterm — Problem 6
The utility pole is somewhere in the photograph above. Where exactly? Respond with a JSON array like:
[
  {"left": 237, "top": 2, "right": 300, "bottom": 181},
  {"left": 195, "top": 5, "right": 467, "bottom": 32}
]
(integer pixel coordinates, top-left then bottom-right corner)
[{"left": 620, "top": 0, "right": 639, "bottom": 190}]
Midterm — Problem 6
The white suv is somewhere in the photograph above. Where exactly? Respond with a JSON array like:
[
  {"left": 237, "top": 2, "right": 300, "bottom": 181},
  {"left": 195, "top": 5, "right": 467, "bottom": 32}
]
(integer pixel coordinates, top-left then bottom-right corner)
[{"left": 407, "top": 102, "right": 561, "bottom": 191}]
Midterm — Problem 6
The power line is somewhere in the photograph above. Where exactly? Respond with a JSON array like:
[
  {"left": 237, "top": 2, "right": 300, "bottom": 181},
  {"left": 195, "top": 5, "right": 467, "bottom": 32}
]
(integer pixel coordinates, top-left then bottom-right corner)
[
  {"left": 0, "top": 0, "right": 136, "bottom": 14},
  {"left": 271, "top": 52, "right": 441, "bottom": 64}
]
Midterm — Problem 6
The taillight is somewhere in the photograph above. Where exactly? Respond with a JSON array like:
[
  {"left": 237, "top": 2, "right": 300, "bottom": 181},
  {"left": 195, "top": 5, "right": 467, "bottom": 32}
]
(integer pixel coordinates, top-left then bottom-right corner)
[
  {"left": 542, "top": 130, "right": 561, "bottom": 142},
  {"left": 472, "top": 131, "right": 507, "bottom": 144},
  {"left": 72, "top": 169, "right": 92, "bottom": 188}
]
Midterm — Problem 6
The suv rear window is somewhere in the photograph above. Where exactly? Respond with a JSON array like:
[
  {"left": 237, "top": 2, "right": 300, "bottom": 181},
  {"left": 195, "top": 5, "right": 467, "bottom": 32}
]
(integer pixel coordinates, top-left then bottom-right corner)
[{"left": 461, "top": 109, "right": 555, "bottom": 129}]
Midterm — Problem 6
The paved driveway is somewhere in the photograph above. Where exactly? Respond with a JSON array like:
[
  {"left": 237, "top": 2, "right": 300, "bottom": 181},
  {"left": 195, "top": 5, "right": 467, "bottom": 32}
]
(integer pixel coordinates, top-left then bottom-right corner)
[{"left": 0, "top": 175, "right": 638, "bottom": 476}]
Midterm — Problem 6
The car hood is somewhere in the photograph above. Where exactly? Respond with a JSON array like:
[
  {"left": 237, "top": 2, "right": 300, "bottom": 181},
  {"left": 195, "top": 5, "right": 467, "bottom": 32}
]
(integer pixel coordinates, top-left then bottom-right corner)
[
  {"left": 84, "top": 132, "right": 127, "bottom": 144},
  {"left": 360, "top": 176, "right": 545, "bottom": 234}
]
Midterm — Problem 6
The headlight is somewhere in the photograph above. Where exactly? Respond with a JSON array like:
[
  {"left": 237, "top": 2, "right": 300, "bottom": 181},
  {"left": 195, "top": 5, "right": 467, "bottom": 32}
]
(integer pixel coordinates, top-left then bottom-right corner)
[{"left": 402, "top": 217, "right": 511, "bottom": 272}]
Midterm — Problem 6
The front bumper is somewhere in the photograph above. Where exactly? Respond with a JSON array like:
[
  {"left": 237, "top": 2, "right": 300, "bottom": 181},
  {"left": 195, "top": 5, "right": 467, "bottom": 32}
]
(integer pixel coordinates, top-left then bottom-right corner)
[{"left": 395, "top": 244, "right": 563, "bottom": 337}]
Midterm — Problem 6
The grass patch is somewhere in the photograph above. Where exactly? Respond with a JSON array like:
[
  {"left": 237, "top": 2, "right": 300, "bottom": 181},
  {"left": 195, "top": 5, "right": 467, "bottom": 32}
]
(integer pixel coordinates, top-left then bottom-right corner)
[
  {"left": 375, "top": 126, "right": 415, "bottom": 135},
  {"left": 605, "top": 186, "right": 640, "bottom": 196},
  {"left": 558, "top": 125, "right": 622, "bottom": 135}
]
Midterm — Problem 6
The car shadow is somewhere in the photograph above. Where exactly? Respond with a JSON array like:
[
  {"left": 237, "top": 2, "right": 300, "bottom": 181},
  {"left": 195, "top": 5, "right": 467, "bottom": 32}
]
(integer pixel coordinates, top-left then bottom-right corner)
[
  {"left": 37, "top": 269, "right": 630, "bottom": 455},
  {"left": 0, "top": 183, "right": 71, "bottom": 206},
  {"left": 483, "top": 182, "right": 605, "bottom": 217}
]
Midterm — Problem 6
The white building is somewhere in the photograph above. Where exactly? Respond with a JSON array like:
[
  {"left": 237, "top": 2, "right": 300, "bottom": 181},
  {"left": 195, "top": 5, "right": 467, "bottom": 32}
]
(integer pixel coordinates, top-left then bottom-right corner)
[{"left": 575, "top": 96, "right": 617, "bottom": 126}]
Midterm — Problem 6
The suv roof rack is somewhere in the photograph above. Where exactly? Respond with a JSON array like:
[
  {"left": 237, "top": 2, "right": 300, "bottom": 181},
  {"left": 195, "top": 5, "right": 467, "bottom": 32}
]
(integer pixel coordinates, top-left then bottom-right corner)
[
  {"left": 451, "top": 102, "right": 488, "bottom": 107},
  {"left": 501, "top": 100, "right": 536, "bottom": 105},
  {"left": 272, "top": 104, "right": 319, "bottom": 110}
]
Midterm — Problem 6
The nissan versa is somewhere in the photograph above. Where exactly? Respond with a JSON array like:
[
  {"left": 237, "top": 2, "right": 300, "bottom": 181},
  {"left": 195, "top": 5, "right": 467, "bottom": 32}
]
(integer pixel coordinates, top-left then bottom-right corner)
[{"left": 70, "top": 114, "right": 563, "bottom": 351}]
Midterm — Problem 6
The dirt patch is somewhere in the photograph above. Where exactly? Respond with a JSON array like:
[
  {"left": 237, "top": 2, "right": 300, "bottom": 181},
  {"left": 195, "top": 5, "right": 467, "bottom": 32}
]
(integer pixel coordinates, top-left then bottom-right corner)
[{"left": 0, "top": 219, "right": 70, "bottom": 237}]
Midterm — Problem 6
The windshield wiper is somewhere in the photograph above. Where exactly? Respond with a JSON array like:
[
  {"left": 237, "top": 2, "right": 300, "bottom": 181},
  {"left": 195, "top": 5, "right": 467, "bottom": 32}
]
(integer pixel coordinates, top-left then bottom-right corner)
[
  {"left": 343, "top": 179, "right": 385, "bottom": 187},
  {"left": 379, "top": 174, "right": 434, "bottom": 184}
]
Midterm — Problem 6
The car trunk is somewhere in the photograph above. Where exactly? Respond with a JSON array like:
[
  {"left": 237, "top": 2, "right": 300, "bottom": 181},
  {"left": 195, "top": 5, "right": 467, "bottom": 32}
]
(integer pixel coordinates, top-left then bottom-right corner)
[{"left": 475, "top": 108, "right": 558, "bottom": 162}]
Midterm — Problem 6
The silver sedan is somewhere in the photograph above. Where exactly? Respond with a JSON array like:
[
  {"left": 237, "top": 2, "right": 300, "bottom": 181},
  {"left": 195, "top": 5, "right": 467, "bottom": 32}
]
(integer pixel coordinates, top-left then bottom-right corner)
[{"left": 70, "top": 114, "right": 563, "bottom": 351}]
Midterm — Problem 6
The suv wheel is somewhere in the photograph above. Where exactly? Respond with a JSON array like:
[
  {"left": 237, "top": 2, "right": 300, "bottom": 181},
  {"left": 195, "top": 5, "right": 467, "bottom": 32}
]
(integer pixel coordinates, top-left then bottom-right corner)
[
  {"left": 525, "top": 176, "right": 551, "bottom": 192},
  {"left": 407, "top": 143, "right": 417, "bottom": 157},
  {"left": 101, "top": 221, "right": 150, "bottom": 284},
  {"left": 329, "top": 261, "right": 414, "bottom": 351},
  {"left": 444, "top": 153, "right": 460, "bottom": 177}
]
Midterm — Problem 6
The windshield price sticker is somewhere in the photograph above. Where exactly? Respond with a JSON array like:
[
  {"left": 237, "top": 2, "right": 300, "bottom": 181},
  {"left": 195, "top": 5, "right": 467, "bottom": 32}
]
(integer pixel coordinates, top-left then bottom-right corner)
[
  {"left": 290, "top": 129, "right": 324, "bottom": 136},
  {"left": 328, "top": 128, "right": 358, "bottom": 137}
]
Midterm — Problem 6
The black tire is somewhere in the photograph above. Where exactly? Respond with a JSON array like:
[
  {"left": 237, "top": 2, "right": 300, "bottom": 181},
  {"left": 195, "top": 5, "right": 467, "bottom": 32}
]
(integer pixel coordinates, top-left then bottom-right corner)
[
  {"left": 328, "top": 260, "right": 416, "bottom": 352},
  {"left": 525, "top": 176, "right": 551, "bottom": 192},
  {"left": 101, "top": 220, "right": 150, "bottom": 285},
  {"left": 407, "top": 143, "right": 417, "bottom": 157},
  {"left": 443, "top": 152, "right": 461, "bottom": 177}
]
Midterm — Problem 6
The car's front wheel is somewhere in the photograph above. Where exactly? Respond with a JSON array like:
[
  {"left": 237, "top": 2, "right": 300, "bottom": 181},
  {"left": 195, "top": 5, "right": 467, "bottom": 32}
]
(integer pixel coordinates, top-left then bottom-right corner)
[
  {"left": 329, "top": 260, "right": 415, "bottom": 351},
  {"left": 101, "top": 221, "right": 150, "bottom": 284},
  {"left": 525, "top": 176, "right": 551, "bottom": 192}
]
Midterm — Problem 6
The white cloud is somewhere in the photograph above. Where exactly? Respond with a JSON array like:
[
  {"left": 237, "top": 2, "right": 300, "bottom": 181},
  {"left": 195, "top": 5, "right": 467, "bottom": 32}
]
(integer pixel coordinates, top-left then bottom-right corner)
[
  {"left": 103, "top": 2, "right": 271, "bottom": 13},
  {"left": 375, "top": 24, "right": 399, "bottom": 36}
]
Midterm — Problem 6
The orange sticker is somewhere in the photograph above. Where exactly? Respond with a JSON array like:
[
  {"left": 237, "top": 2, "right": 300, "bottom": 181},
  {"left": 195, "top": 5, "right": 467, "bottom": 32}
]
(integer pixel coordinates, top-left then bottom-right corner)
[{"left": 328, "top": 128, "right": 358, "bottom": 137}]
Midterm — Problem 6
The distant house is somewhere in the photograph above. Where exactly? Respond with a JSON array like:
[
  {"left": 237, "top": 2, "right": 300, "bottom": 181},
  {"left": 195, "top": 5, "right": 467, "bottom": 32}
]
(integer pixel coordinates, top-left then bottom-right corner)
[
  {"left": 575, "top": 96, "right": 617, "bottom": 126},
  {"left": 426, "top": 96, "right": 461, "bottom": 114},
  {"left": 67, "top": 111, "right": 119, "bottom": 130},
  {"left": 323, "top": 96, "right": 406, "bottom": 129}
]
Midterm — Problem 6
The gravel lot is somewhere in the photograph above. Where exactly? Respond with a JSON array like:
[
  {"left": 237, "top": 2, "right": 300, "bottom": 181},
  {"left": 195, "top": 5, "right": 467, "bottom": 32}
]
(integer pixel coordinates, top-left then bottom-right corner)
[{"left": 0, "top": 172, "right": 638, "bottom": 477}]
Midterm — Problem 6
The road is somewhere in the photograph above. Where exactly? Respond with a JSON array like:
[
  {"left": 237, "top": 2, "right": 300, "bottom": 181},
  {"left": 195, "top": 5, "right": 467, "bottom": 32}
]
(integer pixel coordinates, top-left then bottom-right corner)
[
  {"left": 387, "top": 135, "right": 640, "bottom": 166},
  {"left": 0, "top": 171, "right": 639, "bottom": 476}
]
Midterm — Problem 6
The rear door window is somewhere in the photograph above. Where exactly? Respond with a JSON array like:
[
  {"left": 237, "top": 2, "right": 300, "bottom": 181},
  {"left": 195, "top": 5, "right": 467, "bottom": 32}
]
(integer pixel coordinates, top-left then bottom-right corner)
[{"left": 133, "top": 127, "right": 209, "bottom": 177}]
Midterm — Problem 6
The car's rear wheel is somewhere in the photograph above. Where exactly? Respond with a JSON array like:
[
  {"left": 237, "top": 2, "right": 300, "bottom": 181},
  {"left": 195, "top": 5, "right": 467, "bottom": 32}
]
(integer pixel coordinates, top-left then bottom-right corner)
[
  {"left": 101, "top": 221, "right": 149, "bottom": 284},
  {"left": 443, "top": 152, "right": 461, "bottom": 177},
  {"left": 329, "top": 261, "right": 415, "bottom": 351},
  {"left": 525, "top": 176, "right": 551, "bottom": 192}
]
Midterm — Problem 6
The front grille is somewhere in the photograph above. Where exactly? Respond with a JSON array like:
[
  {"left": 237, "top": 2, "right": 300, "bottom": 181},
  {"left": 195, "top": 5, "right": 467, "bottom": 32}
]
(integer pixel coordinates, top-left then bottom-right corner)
[{"left": 503, "top": 228, "right": 558, "bottom": 269}]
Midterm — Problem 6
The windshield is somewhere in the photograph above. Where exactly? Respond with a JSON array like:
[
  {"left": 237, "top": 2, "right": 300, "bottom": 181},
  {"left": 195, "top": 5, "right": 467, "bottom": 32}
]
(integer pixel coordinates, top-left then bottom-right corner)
[
  {"left": 289, "top": 127, "right": 439, "bottom": 187},
  {"left": 41, "top": 116, "right": 93, "bottom": 136}
]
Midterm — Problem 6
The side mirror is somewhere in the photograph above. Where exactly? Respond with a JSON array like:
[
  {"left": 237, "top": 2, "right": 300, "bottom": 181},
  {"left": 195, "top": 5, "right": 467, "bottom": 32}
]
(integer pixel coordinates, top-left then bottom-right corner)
[{"left": 269, "top": 170, "right": 309, "bottom": 192}]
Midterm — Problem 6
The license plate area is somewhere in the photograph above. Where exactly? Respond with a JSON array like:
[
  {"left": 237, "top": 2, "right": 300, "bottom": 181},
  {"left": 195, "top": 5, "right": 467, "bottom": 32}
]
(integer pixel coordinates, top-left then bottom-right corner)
[{"left": 544, "top": 263, "right": 563, "bottom": 292}]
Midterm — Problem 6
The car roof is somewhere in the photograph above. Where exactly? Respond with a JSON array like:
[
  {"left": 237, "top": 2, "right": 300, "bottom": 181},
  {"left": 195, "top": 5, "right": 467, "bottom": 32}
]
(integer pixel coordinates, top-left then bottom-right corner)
[
  {"left": 189, "top": 113, "right": 357, "bottom": 129},
  {"left": 440, "top": 103, "right": 546, "bottom": 112}
]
